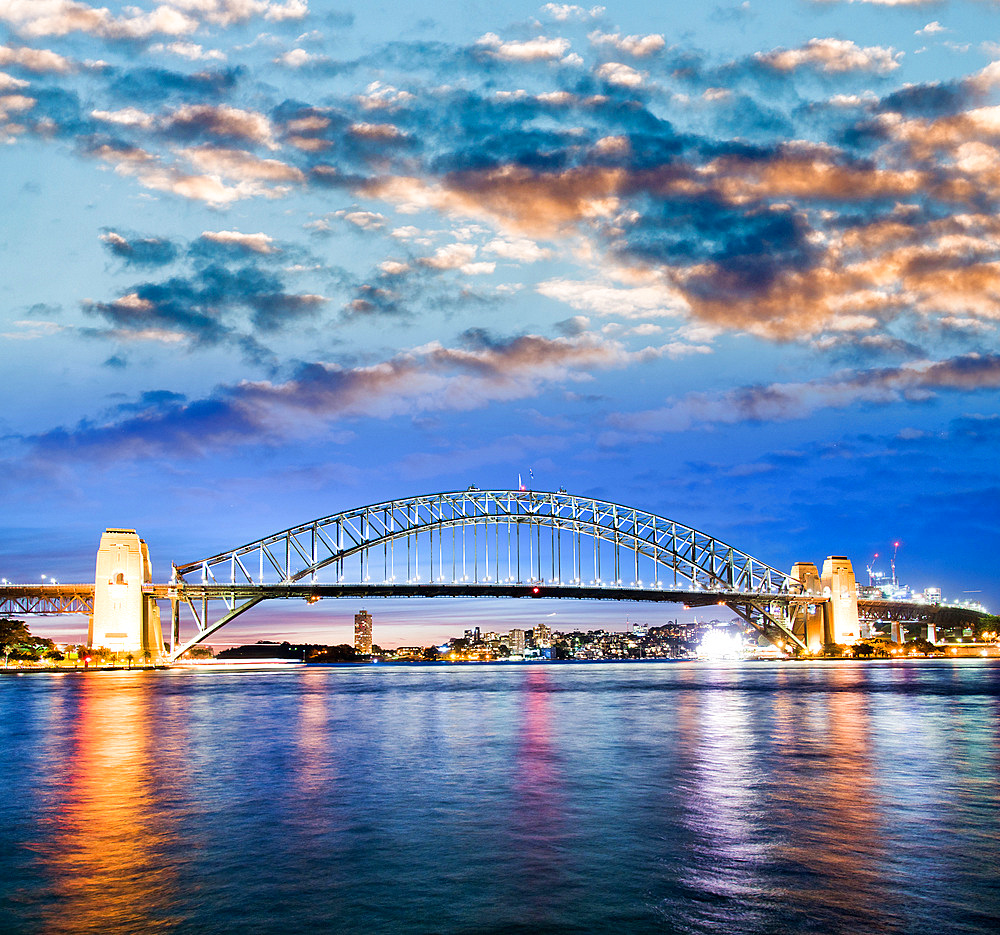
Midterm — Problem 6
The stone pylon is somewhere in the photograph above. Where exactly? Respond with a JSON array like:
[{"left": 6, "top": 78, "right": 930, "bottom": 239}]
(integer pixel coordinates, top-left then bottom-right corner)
[
  {"left": 89, "top": 529, "right": 164, "bottom": 658},
  {"left": 820, "top": 556, "right": 860, "bottom": 645}
]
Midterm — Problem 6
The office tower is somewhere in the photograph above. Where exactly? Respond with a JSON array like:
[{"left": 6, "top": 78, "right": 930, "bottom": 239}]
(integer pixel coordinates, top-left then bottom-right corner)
[{"left": 355, "top": 609, "right": 373, "bottom": 654}]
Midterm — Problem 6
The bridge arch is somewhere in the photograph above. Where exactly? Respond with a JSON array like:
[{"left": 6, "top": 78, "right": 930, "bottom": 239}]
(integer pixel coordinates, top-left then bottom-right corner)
[
  {"left": 166, "top": 490, "right": 804, "bottom": 660},
  {"left": 174, "top": 489, "right": 797, "bottom": 594}
]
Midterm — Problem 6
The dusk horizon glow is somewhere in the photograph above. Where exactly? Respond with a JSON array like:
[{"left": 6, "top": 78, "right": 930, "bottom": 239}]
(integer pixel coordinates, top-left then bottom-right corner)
[{"left": 2, "top": 0, "right": 998, "bottom": 648}]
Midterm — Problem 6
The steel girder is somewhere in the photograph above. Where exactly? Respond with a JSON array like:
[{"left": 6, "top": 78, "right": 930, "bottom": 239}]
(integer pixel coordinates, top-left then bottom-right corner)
[{"left": 0, "top": 585, "right": 95, "bottom": 616}]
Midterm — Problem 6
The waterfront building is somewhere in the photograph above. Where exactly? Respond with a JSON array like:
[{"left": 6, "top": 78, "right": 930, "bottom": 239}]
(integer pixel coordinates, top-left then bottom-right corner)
[
  {"left": 354, "top": 609, "right": 373, "bottom": 655},
  {"left": 533, "top": 622, "right": 552, "bottom": 648},
  {"left": 507, "top": 628, "right": 525, "bottom": 653}
]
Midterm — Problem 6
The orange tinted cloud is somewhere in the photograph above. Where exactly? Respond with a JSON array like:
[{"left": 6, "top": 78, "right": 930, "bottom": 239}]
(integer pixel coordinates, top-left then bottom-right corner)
[
  {"left": 755, "top": 38, "right": 901, "bottom": 73},
  {"left": 364, "top": 166, "right": 626, "bottom": 237}
]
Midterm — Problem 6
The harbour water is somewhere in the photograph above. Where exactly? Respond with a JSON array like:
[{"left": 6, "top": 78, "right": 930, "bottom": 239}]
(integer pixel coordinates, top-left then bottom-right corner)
[{"left": 2, "top": 660, "right": 999, "bottom": 934}]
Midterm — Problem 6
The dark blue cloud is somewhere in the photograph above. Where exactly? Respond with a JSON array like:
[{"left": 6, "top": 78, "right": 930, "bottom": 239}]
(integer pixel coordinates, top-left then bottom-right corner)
[
  {"left": 105, "top": 66, "right": 245, "bottom": 104},
  {"left": 100, "top": 229, "right": 179, "bottom": 267},
  {"left": 84, "top": 234, "right": 334, "bottom": 346}
]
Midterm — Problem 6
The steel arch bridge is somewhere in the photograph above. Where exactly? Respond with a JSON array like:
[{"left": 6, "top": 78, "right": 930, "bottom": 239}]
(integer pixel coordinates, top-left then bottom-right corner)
[{"left": 166, "top": 488, "right": 807, "bottom": 660}]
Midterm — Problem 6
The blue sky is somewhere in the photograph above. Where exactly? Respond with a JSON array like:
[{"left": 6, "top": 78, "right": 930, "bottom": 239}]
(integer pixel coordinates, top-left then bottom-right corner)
[{"left": 2, "top": 0, "right": 998, "bottom": 647}]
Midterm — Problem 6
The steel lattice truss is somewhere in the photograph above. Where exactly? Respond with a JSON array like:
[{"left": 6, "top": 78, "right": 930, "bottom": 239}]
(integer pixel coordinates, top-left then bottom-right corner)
[
  {"left": 0, "top": 585, "right": 95, "bottom": 616},
  {"left": 168, "top": 489, "right": 804, "bottom": 658},
  {"left": 175, "top": 489, "right": 798, "bottom": 593}
]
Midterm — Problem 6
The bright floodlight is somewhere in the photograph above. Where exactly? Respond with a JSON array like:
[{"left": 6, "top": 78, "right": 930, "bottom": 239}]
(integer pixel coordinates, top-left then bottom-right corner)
[{"left": 698, "top": 628, "right": 744, "bottom": 660}]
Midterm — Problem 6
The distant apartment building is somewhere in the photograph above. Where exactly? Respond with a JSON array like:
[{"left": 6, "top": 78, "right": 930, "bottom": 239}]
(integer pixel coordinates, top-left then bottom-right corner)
[
  {"left": 533, "top": 622, "right": 552, "bottom": 648},
  {"left": 507, "top": 628, "right": 525, "bottom": 653},
  {"left": 354, "top": 609, "right": 373, "bottom": 655}
]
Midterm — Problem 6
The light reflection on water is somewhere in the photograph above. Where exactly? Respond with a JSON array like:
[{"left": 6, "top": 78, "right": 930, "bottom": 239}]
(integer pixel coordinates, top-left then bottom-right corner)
[{"left": 1, "top": 660, "right": 999, "bottom": 934}]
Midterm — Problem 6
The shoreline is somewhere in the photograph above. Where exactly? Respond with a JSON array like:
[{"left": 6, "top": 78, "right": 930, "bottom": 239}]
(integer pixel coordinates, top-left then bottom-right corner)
[{"left": 4, "top": 653, "right": 998, "bottom": 674}]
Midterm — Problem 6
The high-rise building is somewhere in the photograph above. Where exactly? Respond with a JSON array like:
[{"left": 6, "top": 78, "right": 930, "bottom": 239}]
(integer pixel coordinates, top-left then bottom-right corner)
[
  {"left": 354, "top": 609, "right": 373, "bottom": 654},
  {"left": 507, "top": 628, "right": 525, "bottom": 653},
  {"left": 533, "top": 622, "right": 552, "bottom": 648}
]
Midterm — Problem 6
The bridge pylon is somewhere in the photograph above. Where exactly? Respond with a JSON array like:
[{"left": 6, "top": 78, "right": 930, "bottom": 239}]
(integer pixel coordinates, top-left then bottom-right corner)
[
  {"left": 820, "top": 556, "right": 860, "bottom": 645},
  {"left": 89, "top": 529, "right": 164, "bottom": 659}
]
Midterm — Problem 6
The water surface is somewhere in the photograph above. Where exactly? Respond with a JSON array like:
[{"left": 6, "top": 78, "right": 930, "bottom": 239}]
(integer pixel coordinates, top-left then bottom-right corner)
[{"left": 2, "top": 660, "right": 998, "bottom": 934}]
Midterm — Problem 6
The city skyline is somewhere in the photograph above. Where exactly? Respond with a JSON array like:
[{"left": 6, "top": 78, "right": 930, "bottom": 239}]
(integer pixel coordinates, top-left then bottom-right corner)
[{"left": 2, "top": 1, "right": 999, "bottom": 647}]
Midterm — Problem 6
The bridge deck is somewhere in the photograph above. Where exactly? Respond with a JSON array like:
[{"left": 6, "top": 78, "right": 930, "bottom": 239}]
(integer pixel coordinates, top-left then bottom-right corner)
[{"left": 3, "top": 583, "right": 970, "bottom": 622}]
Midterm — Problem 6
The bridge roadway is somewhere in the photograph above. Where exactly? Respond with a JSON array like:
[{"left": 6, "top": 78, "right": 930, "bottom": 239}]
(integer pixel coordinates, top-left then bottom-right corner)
[
  {"left": 1, "top": 581, "right": 815, "bottom": 616},
  {"left": 1, "top": 579, "right": 962, "bottom": 622},
  {"left": 0, "top": 581, "right": 960, "bottom": 621}
]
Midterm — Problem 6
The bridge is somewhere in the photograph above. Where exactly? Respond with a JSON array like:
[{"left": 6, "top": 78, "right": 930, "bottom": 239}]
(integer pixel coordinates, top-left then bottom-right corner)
[{"left": 0, "top": 489, "right": 985, "bottom": 661}]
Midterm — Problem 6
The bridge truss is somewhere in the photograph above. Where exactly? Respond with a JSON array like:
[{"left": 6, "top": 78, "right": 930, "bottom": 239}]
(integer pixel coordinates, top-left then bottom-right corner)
[
  {"left": 168, "top": 489, "right": 806, "bottom": 659},
  {"left": 0, "top": 584, "right": 95, "bottom": 617}
]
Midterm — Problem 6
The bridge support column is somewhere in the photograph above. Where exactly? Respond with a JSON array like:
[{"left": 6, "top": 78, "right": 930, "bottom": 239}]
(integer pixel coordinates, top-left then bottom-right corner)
[
  {"left": 90, "top": 529, "right": 165, "bottom": 659},
  {"left": 820, "top": 556, "right": 860, "bottom": 646},
  {"left": 171, "top": 599, "right": 180, "bottom": 653}
]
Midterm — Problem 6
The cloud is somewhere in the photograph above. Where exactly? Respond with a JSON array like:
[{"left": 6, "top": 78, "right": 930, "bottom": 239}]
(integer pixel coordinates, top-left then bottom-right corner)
[
  {"left": 540, "top": 4, "right": 605, "bottom": 22},
  {"left": 605, "top": 353, "right": 1000, "bottom": 438},
  {"left": 10, "top": 6, "right": 1000, "bottom": 354},
  {"left": 28, "top": 329, "right": 648, "bottom": 459},
  {"left": 595, "top": 61, "right": 644, "bottom": 87},
  {"left": 0, "top": 91, "right": 33, "bottom": 124},
  {"left": 84, "top": 230, "right": 327, "bottom": 345},
  {"left": 419, "top": 242, "right": 479, "bottom": 270},
  {"left": 91, "top": 106, "right": 155, "bottom": 129},
  {"left": 357, "top": 81, "right": 413, "bottom": 111},
  {"left": 275, "top": 47, "right": 315, "bottom": 67},
  {"left": 755, "top": 38, "right": 902, "bottom": 74},
  {"left": 0, "top": 0, "right": 306, "bottom": 39},
  {"left": 199, "top": 230, "right": 277, "bottom": 254},
  {"left": 0, "top": 44, "right": 73, "bottom": 72},
  {"left": 589, "top": 31, "right": 665, "bottom": 57},
  {"left": 149, "top": 41, "right": 226, "bottom": 62},
  {"left": 364, "top": 166, "right": 624, "bottom": 238},
  {"left": 87, "top": 141, "right": 291, "bottom": 205},
  {"left": 483, "top": 238, "right": 552, "bottom": 262},
  {"left": 0, "top": 1, "right": 198, "bottom": 40},
  {"left": 0, "top": 72, "right": 27, "bottom": 90},
  {"left": 0, "top": 320, "right": 63, "bottom": 340},
  {"left": 537, "top": 276, "right": 689, "bottom": 320},
  {"left": 336, "top": 209, "right": 386, "bottom": 230},
  {"left": 475, "top": 33, "right": 571, "bottom": 62},
  {"left": 163, "top": 104, "right": 278, "bottom": 149},
  {"left": 103, "top": 65, "right": 244, "bottom": 105},
  {"left": 180, "top": 144, "right": 303, "bottom": 185},
  {"left": 100, "top": 229, "right": 179, "bottom": 266}
]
